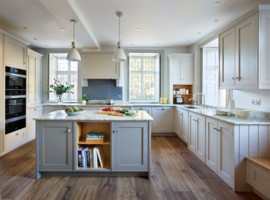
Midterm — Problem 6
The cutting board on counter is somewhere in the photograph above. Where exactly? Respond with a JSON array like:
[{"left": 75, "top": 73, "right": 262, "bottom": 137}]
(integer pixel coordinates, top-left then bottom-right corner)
[{"left": 99, "top": 111, "right": 125, "bottom": 116}]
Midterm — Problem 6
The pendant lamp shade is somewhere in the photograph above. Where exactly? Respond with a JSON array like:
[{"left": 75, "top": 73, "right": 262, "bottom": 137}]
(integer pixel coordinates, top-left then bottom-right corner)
[
  {"left": 67, "top": 20, "right": 81, "bottom": 62},
  {"left": 113, "top": 12, "right": 126, "bottom": 62}
]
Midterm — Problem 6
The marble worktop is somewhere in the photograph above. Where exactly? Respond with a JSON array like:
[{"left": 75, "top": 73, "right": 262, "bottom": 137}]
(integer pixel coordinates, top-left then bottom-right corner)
[
  {"left": 175, "top": 105, "right": 270, "bottom": 125},
  {"left": 41, "top": 102, "right": 174, "bottom": 107},
  {"left": 34, "top": 110, "right": 153, "bottom": 121}
]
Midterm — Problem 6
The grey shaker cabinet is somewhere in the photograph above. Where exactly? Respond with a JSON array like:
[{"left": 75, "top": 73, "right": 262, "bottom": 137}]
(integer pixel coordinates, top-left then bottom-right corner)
[
  {"left": 112, "top": 122, "right": 149, "bottom": 171},
  {"left": 37, "top": 121, "right": 73, "bottom": 172}
]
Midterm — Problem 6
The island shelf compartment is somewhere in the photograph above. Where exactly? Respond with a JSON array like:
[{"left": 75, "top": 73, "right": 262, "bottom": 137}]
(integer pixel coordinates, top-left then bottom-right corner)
[{"left": 75, "top": 122, "right": 111, "bottom": 171}]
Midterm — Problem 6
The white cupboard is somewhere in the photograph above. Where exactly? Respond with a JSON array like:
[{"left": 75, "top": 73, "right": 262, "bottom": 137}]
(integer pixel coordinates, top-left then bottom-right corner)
[
  {"left": 81, "top": 53, "right": 120, "bottom": 79},
  {"left": 26, "top": 105, "right": 42, "bottom": 142},
  {"left": 174, "top": 107, "right": 189, "bottom": 143},
  {"left": 3, "top": 35, "right": 27, "bottom": 70},
  {"left": 27, "top": 49, "right": 43, "bottom": 105},
  {"left": 188, "top": 112, "right": 206, "bottom": 163},
  {"left": 152, "top": 107, "right": 174, "bottom": 134},
  {"left": 220, "top": 6, "right": 270, "bottom": 89}
]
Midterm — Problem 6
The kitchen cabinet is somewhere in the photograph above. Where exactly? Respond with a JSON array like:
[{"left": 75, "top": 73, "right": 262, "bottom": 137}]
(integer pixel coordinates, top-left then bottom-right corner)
[
  {"left": 152, "top": 107, "right": 174, "bottom": 134},
  {"left": 27, "top": 49, "right": 43, "bottom": 105},
  {"left": 26, "top": 105, "right": 42, "bottom": 142},
  {"left": 205, "top": 117, "right": 235, "bottom": 188},
  {"left": 169, "top": 54, "right": 193, "bottom": 85},
  {"left": 131, "top": 106, "right": 152, "bottom": 116},
  {"left": 4, "top": 128, "right": 26, "bottom": 153},
  {"left": 174, "top": 107, "right": 189, "bottom": 143},
  {"left": 112, "top": 122, "right": 149, "bottom": 171},
  {"left": 0, "top": 33, "right": 4, "bottom": 155},
  {"left": 220, "top": 7, "right": 270, "bottom": 89},
  {"left": 188, "top": 112, "right": 205, "bottom": 163},
  {"left": 81, "top": 53, "right": 120, "bottom": 79},
  {"left": 3, "top": 35, "right": 27, "bottom": 70},
  {"left": 37, "top": 121, "right": 73, "bottom": 171}
]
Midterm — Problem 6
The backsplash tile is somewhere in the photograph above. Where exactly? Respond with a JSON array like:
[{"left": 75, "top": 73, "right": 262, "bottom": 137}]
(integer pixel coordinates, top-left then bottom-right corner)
[{"left": 82, "top": 80, "right": 122, "bottom": 100}]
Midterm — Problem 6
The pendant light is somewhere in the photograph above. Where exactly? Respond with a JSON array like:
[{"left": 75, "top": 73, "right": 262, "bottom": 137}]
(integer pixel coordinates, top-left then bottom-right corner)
[
  {"left": 67, "top": 19, "right": 81, "bottom": 61},
  {"left": 112, "top": 11, "right": 126, "bottom": 62}
]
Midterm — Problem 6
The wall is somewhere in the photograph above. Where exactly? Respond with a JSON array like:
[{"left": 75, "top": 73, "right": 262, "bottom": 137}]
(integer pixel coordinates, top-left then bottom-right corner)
[
  {"left": 233, "top": 90, "right": 270, "bottom": 112},
  {"left": 37, "top": 46, "right": 191, "bottom": 103}
]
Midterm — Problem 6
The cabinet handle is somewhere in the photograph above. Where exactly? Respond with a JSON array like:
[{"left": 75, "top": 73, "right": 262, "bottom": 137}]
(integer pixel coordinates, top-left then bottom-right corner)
[
  {"left": 232, "top": 77, "right": 236, "bottom": 80},
  {"left": 213, "top": 128, "right": 220, "bottom": 132},
  {"left": 193, "top": 119, "right": 197, "bottom": 122},
  {"left": 16, "top": 133, "right": 19, "bottom": 136},
  {"left": 112, "top": 130, "right": 118, "bottom": 133}
]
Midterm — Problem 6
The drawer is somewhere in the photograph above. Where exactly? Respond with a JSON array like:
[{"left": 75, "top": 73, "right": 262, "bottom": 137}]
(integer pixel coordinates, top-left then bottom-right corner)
[
  {"left": 247, "top": 160, "right": 270, "bottom": 199},
  {"left": 4, "top": 128, "right": 26, "bottom": 152}
]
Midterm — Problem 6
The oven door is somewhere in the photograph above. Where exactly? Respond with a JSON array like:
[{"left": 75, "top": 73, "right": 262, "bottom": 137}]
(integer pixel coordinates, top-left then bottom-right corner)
[
  {"left": 5, "top": 97, "right": 26, "bottom": 119},
  {"left": 5, "top": 73, "right": 26, "bottom": 90},
  {"left": 5, "top": 116, "right": 26, "bottom": 134}
]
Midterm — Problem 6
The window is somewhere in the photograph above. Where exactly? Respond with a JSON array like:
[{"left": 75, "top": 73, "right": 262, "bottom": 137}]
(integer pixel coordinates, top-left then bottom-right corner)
[
  {"left": 49, "top": 54, "right": 78, "bottom": 102},
  {"left": 128, "top": 53, "right": 160, "bottom": 102}
]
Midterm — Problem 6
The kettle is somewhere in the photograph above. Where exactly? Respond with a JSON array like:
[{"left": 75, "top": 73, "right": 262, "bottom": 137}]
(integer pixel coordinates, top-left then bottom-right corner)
[{"left": 106, "top": 99, "right": 114, "bottom": 105}]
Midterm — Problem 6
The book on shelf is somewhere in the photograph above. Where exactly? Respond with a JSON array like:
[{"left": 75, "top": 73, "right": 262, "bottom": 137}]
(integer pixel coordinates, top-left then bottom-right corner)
[
  {"left": 78, "top": 147, "right": 83, "bottom": 167},
  {"left": 78, "top": 145, "right": 105, "bottom": 169},
  {"left": 86, "top": 133, "right": 104, "bottom": 143},
  {"left": 96, "top": 147, "right": 104, "bottom": 168}
]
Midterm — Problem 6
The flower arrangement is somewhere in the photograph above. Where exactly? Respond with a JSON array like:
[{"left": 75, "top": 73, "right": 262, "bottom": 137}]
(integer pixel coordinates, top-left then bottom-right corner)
[
  {"left": 49, "top": 79, "right": 74, "bottom": 102},
  {"left": 81, "top": 94, "right": 89, "bottom": 105}
]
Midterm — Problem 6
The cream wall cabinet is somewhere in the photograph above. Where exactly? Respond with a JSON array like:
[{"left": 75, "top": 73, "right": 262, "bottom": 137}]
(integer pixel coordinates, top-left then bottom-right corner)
[
  {"left": 27, "top": 49, "right": 43, "bottom": 105},
  {"left": 3, "top": 35, "right": 27, "bottom": 70},
  {"left": 152, "top": 107, "right": 174, "bottom": 134},
  {"left": 188, "top": 112, "right": 206, "bottom": 163},
  {"left": 82, "top": 53, "right": 120, "bottom": 79},
  {"left": 174, "top": 107, "right": 189, "bottom": 143},
  {"left": 220, "top": 6, "right": 270, "bottom": 89}
]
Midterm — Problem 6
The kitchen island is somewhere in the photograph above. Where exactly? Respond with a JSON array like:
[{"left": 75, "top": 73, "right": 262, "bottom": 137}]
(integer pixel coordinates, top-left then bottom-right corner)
[{"left": 35, "top": 110, "right": 153, "bottom": 180}]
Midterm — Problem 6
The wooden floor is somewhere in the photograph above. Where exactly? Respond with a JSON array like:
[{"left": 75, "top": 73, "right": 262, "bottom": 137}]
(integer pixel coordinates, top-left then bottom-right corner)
[{"left": 0, "top": 136, "right": 261, "bottom": 200}]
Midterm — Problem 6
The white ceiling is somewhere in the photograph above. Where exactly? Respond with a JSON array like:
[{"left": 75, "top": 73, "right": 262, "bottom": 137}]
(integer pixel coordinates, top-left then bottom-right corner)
[{"left": 0, "top": 0, "right": 259, "bottom": 50}]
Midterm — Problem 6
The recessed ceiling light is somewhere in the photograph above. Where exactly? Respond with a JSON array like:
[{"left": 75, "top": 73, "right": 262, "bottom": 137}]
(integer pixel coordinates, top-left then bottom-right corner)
[
  {"left": 214, "top": 19, "right": 219, "bottom": 23},
  {"left": 198, "top": 32, "right": 202, "bottom": 35},
  {"left": 60, "top": 28, "right": 65, "bottom": 31},
  {"left": 213, "top": 1, "right": 221, "bottom": 6},
  {"left": 23, "top": 26, "right": 28, "bottom": 30},
  {"left": 136, "top": 28, "right": 142, "bottom": 31},
  {"left": 33, "top": 37, "right": 38, "bottom": 40}
]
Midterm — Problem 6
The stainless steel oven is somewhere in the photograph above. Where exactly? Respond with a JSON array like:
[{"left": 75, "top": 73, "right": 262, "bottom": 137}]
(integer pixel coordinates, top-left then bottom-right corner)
[{"left": 5, "top": 66, "right": 26, "bottom": 134}]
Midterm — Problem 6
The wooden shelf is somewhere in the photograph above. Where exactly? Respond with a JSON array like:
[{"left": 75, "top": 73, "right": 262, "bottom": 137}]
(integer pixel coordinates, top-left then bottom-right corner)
[
  {"left": 78, "top": 141, "right": 110, "bottom": 145},
  {"left": 173, "top": 84, "right": 193, "bottom": 104}
]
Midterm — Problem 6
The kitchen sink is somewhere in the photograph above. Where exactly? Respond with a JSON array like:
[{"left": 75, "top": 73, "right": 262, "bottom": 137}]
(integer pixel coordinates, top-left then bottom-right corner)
[{"left": 184, "top": 105, "right": 202, "bottom": 109}]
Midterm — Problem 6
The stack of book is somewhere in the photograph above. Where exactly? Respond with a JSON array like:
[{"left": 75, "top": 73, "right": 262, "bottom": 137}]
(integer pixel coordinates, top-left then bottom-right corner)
[
  {"left": 78, "top": 146, "right": 104, "bottom": 168},
  {"left": 86, "top": 133, "right": 104, "bottom": 143}
]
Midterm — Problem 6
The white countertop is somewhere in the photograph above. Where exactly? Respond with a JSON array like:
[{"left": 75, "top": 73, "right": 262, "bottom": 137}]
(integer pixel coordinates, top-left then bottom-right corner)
[
  {"left": 175, "top": 105, "right": 270, "bottom": 125},
  {"left": 41, "top": 102, "right": 174, "bottom": 107},
  {"left": 34, "top": 110, "right": 153, "bottom": 121}
]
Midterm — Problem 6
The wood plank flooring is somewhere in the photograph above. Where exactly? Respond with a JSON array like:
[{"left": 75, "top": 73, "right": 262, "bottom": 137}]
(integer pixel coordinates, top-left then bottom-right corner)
[{"left": 0, "top": 136, "right": 262, "bottom": 200}]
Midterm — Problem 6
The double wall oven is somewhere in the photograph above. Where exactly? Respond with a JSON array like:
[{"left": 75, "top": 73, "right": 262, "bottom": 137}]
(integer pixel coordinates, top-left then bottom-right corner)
[{"left": 5, "top": 66, "right": 26, "bottom": 134}]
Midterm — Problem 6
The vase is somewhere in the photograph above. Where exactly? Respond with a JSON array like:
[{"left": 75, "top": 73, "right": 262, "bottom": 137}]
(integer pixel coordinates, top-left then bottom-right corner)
[{"left": 57, "top": 94, "right": 63, "bottom": 103}]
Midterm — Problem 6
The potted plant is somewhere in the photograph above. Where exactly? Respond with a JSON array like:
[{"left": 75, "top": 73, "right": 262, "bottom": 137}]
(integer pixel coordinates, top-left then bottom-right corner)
[
  {"left": 49, "top": 78, "right": 74, "bottom": 102},
  {"left": 81, "top": 94, "right": 89, "bottom": 105}
]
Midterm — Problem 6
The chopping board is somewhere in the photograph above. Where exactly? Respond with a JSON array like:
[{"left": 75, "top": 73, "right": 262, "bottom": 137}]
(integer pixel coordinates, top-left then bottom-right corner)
[{"left": 99, "top": 111, "right": 125, "bottom": 116}]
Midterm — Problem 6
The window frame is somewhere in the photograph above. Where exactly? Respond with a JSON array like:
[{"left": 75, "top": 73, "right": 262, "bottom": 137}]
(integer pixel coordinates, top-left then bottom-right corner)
[{"left": 128, "top": 52, "right": 161, "bottom": 103}]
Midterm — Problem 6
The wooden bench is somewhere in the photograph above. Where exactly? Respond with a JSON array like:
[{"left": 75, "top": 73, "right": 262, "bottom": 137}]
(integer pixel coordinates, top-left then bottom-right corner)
[{"left": 246, "top": 157, "right": 270, "bottom": 200}]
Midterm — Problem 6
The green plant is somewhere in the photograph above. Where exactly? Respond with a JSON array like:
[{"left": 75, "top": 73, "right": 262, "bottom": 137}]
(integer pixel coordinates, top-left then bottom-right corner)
[
  {"left": 49, "top": 79, "right": 74, "bottom": 96},
  {"left": 81, "top": 94, "right": 89, "bottom": 102}
]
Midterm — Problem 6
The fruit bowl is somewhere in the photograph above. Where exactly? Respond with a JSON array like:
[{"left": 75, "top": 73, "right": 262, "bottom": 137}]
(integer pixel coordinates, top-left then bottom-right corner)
[{"left": 65, "top": 110, "right": 85, "bottom": 116}]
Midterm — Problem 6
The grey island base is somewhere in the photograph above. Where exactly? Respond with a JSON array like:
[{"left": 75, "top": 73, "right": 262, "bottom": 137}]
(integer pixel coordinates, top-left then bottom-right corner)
[{"left": 35, "top": 110, "right": 153, "bottom": 180}]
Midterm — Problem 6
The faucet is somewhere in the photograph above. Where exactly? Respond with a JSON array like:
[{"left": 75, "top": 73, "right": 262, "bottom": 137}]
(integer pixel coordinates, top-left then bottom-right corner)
[{"left": 192, "top": 93, "right": 206, "bottom": 108}]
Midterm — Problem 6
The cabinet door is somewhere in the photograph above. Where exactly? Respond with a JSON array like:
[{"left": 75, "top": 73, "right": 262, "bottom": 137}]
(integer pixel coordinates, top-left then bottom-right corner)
[
  {"left": 206, "top": 117, "right": 218, "bottom": 173},
  {"left": 26, "top": 106, "right": 42, "bottom": 141},
  {"left": 4, "top": 36, "right": 27, "bottom": 70},
  {"left": 182, "top": 109, "right": 189, "bottom": 143},
  {"left": 112, "top": 122, "right": 149, "bottom": 171},
  {"left": 4, "top": 128, "right": 26, "bottom": 152},
  {"left": 169, "top": 54, "right": 193, "bottom": 84},
  {"left": 188, "top": 113, "right": 197, "bottom": 154},
  {"left": 175, "top": 108, "right": 188, "bottom": 143},
  {"left": 27, "top": 54, "right": 36, "bottom": 103},
  {"left": 37, "top": 121, "right": 73, "bottom": 171},
  {"left": 82, "top": 54, "right": 120, "bottom": 79},
  {"left": 174, "top": 108, "right": 182, "bottom": 138},
  {"left": 196, "top": 114, "right": 206, "bottom": 163},
  {"left": 259, "top": 12, "right": 270, "bottom": 89},
  {"left": 219, "top": 27, "right": 236, "bottom": 88},
  {"left": 152, "top": 107, "right": 173, "bottom": 133},
  {"left": 218, "top": 121, "right": 234, "bottom": 187},
  {"left": 235, "top": 14, "right": 258, "bottom": 88}
]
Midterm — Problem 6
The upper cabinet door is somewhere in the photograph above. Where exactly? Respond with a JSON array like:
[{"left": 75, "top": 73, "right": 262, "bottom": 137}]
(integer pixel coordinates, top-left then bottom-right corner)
[
  {"left": 4, "top": 36, "right": 27, "bottom": 70},
  {"left": 81, "top": 53, "right": 120, "bottom": 79},
  {"left": 169, "top": 54, "right": 193, "bottom": 85},
  {"left": 219, "top": 27, "right": 236, "bottom": 88},
  {"left": 235, "top": 14, "right": 258, "bottom": 89},
  {"left": 259, "top": 12, "right": 270, "bottom": 89}
]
